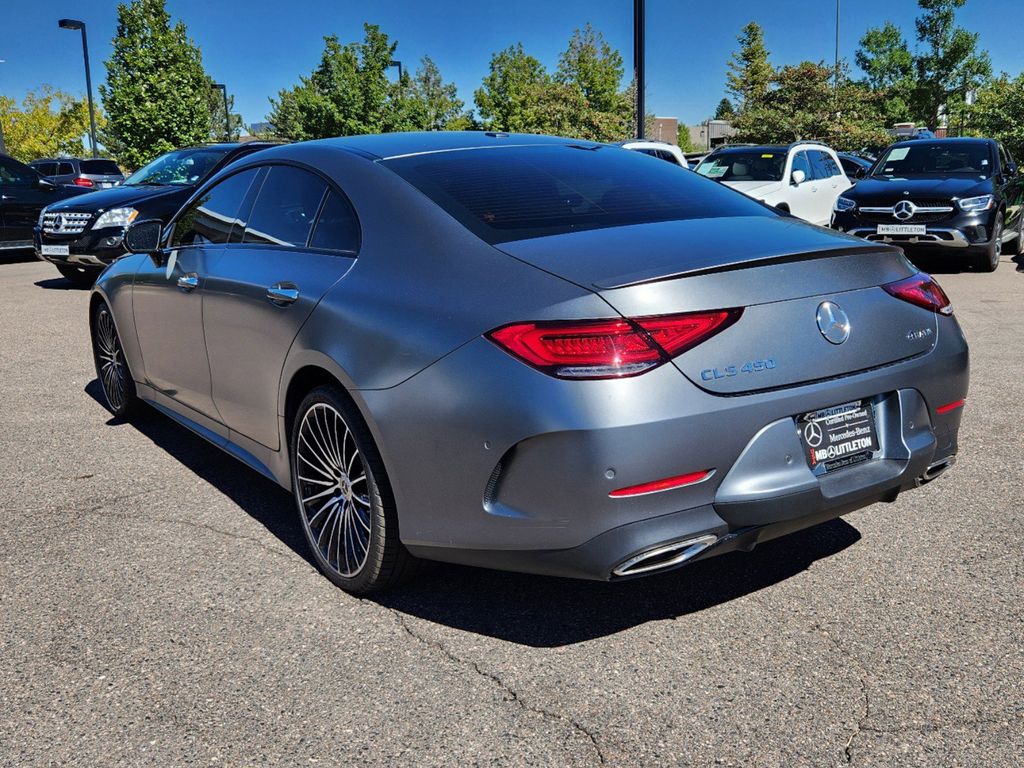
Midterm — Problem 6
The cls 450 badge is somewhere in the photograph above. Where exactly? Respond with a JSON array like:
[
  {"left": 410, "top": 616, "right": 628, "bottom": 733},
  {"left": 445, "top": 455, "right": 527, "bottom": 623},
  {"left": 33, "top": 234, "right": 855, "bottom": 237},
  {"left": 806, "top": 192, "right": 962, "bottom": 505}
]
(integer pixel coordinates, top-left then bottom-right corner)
[{"left": 701, "top": 358, "right": 777, "bottom": 381}]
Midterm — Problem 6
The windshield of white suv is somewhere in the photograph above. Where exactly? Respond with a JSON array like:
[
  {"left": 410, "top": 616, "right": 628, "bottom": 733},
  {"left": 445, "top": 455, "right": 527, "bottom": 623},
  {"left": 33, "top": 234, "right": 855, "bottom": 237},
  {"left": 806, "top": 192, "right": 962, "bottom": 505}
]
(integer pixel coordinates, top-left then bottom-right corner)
[
  {"left": 695, "top": 151, "right": 786, "bottom": 182},
  {"left": 123, "top": 148, "right": 228, "bottom": 187},
  {"left": 872, "top": 142, "right": 992, "bottom": 178}
]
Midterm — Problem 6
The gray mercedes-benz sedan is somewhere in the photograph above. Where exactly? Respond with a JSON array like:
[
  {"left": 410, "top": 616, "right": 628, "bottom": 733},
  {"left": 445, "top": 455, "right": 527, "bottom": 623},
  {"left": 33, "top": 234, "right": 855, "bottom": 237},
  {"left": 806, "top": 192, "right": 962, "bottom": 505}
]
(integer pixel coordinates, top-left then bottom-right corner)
[{"left": 89, "top": 132, "right": 969, "bottom": 593}]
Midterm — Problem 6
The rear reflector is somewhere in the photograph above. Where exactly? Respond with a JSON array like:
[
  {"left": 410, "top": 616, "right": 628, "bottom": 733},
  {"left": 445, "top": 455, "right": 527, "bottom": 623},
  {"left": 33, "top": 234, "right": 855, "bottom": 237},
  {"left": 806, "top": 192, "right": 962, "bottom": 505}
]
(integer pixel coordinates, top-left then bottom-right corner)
[
  {"left": 487, "top": 309, "right": 741, "bottom": 379},
  {"left": 882, "top": 273, "right": 952, "bottom": 315},
  {"left": 72, "top": 177, "right": 95, "bottom": 187},
  {"left": 936, "top": 399, "right": 965, "bottom": 414},
  {"left": 609, "top": 469, "right": 714, "bottom": 498}
]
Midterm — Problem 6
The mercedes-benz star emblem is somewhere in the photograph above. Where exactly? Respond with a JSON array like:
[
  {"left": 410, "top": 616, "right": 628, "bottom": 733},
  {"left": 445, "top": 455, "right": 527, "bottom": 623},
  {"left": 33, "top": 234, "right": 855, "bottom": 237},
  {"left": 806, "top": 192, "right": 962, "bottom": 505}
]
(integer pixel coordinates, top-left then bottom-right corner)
[
  {"left": 816, "top": 301, "right": 851, "bottom": 345},
  {"left": 894, "top": 200, "right": 916, "bottom": 221},
  {"left": 804, "top": 421, "right": 824, "bottom": 448}
]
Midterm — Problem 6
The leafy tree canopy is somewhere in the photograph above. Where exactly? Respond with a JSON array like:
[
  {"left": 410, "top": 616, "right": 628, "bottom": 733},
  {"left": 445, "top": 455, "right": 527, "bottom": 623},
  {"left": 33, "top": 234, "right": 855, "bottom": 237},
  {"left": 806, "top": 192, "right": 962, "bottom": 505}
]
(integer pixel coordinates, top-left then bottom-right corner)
[
  {"left": 0, "top": 87, "right": 102, "bottom": 163},
  {"left": 725, "top": 22, "right": 773, "bottom": 112},
  {"left": 100, "top": 0, "right": 211, "bottom": 169}
]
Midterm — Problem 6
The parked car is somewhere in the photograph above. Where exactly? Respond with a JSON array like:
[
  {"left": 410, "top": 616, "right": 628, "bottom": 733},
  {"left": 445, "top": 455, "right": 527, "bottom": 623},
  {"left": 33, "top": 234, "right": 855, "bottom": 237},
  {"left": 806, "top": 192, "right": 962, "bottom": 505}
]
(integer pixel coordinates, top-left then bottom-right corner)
[
  {"left": 35, "top": 141, "right": 278, "bottom": 286},
  {"left": 618, "top": 140, "right": 690, "bottom": 168},
  {"left": 89, "top": 132, "right": 968, "bottom": 594},
  {"left": 28, "top": 157, "right": 124, "bottom": 189},
  {"left": 837, "top": 152, "right": 874, "bottom": 179},
  {"left": 0, "top": 153, "right": 91, "bottom": 253},
  {"left": 831, "top": 137, "right": 1024, "bottom": 272},
  {"left": 695, "top": 142, "right": 852, "bottom": 225}
]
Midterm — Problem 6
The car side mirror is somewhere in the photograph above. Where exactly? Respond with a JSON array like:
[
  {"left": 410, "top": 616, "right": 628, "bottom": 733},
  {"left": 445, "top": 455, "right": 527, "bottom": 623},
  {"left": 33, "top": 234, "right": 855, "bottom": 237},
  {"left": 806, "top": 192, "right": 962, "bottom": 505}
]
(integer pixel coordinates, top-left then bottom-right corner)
[
  {"left": 791, "top": 169, "right": 806, "bottom": 186},
  {"left": 37, "top": 177, "right": 57, "bottom": 191},
  {"left": 124, "top": 219, "right": 164, "bottom": 255}
]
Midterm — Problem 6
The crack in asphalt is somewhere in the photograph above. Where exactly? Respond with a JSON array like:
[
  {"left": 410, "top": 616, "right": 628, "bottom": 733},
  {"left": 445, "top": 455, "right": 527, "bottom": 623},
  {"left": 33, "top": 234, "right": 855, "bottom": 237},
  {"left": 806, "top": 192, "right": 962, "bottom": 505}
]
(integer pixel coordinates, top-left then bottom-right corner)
[
  {"left": 812, "top": 621, "right": 871, "bottom": 764},
  {"left": 389, "top": 610, "right": 607, "bottom": 765}
]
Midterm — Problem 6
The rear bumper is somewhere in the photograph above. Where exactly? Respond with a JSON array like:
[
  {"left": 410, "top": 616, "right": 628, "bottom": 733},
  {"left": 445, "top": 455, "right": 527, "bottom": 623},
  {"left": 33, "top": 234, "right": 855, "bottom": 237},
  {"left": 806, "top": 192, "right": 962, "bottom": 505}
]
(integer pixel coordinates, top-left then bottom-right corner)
[{"left": 363, "top": 312, "right": 968, "bottom": 579}]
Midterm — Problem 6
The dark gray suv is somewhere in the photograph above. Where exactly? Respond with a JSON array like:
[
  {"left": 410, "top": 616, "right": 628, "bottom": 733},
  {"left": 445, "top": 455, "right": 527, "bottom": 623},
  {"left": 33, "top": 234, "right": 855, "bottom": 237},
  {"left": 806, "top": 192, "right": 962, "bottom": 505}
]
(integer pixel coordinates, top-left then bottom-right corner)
[{"left": 28, "top": 157, "right": 124, "bottom": 190}]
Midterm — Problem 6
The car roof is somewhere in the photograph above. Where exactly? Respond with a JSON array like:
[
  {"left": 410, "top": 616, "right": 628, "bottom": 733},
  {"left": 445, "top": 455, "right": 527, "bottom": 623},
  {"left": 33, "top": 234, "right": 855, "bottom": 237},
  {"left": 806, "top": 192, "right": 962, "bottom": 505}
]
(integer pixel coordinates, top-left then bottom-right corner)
[
  {"left": 890, "top": 136, "right": 994, "bottom": 148},
  {"left": 712, "top": 145, "right": 788, "bottom": 154},
  {"left": 306, "top": 131, "right": 597, "bottom": 160}
]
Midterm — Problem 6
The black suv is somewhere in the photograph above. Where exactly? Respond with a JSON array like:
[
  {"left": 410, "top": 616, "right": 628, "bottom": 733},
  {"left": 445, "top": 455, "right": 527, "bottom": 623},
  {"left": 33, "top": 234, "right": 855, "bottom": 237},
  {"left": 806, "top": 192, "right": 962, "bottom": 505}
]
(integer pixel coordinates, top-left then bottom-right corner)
[
  {"left": 35, "top": 142, "right": 278, "bottom": 285},
  {"left": 831, "top": 137, "right": 1024, "bottom": 272},
  {"left": 1, "top": 154, "right": 91, "bottom": 253}
]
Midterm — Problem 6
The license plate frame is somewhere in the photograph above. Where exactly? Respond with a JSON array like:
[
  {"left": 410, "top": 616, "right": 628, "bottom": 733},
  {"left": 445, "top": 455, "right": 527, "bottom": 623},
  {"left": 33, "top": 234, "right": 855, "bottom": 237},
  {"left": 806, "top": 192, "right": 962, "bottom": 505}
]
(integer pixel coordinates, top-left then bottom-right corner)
[
  {"left": 877, "top": 224, "right": 926, "bottom": 235},
  {"left": 41, "top": 244, "right": 70, "bottom": 257},
  {"left": 798, "top": 400, "right": 879, "bottom": 475}
]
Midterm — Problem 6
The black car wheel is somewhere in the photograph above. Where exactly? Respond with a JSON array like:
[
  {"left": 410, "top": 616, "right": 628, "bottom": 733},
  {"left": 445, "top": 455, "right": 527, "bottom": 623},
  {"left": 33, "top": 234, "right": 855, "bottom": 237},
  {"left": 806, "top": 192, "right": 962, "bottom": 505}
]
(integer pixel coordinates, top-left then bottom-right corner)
[
  {"left": 973, "top": 218, "right": 1002, "bottom": 272},
  {"left": 290, "top": 385, "right": 418, "bottom": 594},
  {"left": 91, "top": 302, "right": 139, "bottom": 418},
  {"left": 57, "top": 264, "right": 97, "bottom": 288}
]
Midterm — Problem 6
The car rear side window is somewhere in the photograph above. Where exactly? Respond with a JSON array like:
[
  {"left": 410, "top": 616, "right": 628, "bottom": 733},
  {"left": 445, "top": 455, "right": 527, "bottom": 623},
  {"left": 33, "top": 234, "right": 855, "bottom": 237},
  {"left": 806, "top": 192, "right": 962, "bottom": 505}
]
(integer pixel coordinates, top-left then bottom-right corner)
[
  {"left": 242, "top": 166, "right": 327, "bottom": 247},
  {"left": 81, "top": 160, "right": 121, "bottom": 175},
  {"left": 172, "top": 168, "right": 260, "bottom": 248},
  {"left": 309, "top": 190, "right": 360, "bottom": 253},
  {"left": 57, "top": 162, "right": 75, "bottom": 175},
  {"left": 384, "top": 144, "right": 773, "bottom": 244}
]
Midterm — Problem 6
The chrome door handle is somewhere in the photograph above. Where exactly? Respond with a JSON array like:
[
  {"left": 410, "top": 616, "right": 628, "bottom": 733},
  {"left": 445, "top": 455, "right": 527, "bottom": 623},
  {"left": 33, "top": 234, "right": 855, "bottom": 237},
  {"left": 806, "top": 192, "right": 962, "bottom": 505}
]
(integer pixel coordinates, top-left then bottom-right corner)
[
  {"left": 177, "top": 273, "right": 199, "bottom": 291},
  {"left": 267, "top": 282, "right": 299, "bottom": 305}
]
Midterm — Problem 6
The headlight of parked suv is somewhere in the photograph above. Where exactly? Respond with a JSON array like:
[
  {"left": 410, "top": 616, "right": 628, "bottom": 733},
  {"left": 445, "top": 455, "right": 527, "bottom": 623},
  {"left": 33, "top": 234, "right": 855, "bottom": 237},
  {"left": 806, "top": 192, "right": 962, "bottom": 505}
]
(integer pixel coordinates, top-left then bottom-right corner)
[
  {"left": 93, "top": 207, "right": 139, "bottom": 229},
  {"left": 833, "top": 196, "right": 857, "bottom": 212},
  {"left": 38, "top": 206, "right": 49, "bottom": 228},
  {"left": 958, "top": 194, "right": 995, "bottom": 213}
]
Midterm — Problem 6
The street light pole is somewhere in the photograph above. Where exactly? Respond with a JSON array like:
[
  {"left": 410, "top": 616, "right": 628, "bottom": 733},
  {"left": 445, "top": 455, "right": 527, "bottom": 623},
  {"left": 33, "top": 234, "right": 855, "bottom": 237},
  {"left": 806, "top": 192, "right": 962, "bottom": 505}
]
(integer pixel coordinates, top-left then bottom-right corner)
[
  {"left": 834, "top": 0, "right": 841, "bottom": 90},
  {"left": 58, "top": 19, "right": 98, "bottom": 158},
  {"left": 634, "top": 0, "right": 645, "bottom": 139},
  {"left": 0, "top": 59, "right": 6, "bottom": 155},
  {"left": 212, "top": 83, "right": 231, "bottom": 141}
]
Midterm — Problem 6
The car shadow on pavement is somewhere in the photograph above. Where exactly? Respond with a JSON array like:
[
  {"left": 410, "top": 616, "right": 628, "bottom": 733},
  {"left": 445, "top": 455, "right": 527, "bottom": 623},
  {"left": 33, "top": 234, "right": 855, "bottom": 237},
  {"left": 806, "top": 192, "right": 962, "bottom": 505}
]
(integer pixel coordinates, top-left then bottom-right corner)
[
  {"left": 35, "top": 277, "right": 86, "bottom": 290},
  {"left": 86, "top": 379, "right": 862, "bottom": 648}
]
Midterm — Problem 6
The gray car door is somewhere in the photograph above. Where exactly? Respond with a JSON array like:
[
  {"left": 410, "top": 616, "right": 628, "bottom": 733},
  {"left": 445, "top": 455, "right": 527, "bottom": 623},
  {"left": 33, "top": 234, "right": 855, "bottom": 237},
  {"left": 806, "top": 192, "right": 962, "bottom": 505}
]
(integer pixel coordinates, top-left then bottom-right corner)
[
  {"left": 132, "top": 167, "right": 262, "bottom": 418},
  {"left": 202, "top": 165, "right": 358, "bottom": 450}
]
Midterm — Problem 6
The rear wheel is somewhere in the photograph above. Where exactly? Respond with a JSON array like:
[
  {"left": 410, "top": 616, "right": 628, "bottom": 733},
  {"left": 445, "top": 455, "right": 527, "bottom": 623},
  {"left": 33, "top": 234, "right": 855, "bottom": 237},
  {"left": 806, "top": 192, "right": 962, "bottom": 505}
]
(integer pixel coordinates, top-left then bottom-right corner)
[
  {"left": 91, "top": 302, "right": 139, "bottom": 418},
  {"left": 57, "top": 264, "right": 96, "bottom": 288},
  {"left": 290, "top": 385, "right": 417, "bottom": 594},
  {"left": 973, "top": 218, "right": 1002, "bottom": 272}
]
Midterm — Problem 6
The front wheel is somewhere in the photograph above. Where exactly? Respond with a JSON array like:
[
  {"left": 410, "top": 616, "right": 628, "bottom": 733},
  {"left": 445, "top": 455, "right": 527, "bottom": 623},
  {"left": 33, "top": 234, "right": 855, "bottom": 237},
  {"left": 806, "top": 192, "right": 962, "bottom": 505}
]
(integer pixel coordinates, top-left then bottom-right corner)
[
  {"left": 57, "top": 264, "right": 97, "bottom": 288},
  {"left": 91, "top": 302, "right": 139, "bottom": 418},
  {"left": 973, "top": 218, "right": 1002, "bottom": 272},
  {"left": 290, "top": 385, "right": 417, "bottom": 594}
]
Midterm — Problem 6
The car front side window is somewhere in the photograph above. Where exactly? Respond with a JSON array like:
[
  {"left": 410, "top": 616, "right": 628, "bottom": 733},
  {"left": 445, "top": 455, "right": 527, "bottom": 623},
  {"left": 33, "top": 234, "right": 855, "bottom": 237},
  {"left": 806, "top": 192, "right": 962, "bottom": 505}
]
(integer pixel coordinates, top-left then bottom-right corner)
[
  {"left": 241, "top": 166, "right": 328, "bottom": 248},
  {"left": 171, "top": 168, "right": 261, "bottom": 248}
]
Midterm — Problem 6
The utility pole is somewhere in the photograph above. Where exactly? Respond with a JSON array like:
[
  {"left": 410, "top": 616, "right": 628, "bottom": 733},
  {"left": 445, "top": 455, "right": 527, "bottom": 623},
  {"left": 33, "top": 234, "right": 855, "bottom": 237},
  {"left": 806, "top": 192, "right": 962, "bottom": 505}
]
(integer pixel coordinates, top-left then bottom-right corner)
[
  {"left": 634, "top": 0, "right": 645, "bottom": 138},
  {"left": 0, "top": 59, "right": 6, "bottom": 155}
]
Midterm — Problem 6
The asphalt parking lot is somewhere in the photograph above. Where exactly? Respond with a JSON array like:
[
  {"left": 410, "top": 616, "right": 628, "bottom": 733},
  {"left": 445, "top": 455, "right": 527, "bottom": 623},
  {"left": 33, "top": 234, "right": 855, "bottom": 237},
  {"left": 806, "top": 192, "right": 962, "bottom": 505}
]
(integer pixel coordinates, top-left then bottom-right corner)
[{"left": 1, "top": 251, "right": 1021, "bottom": 767}]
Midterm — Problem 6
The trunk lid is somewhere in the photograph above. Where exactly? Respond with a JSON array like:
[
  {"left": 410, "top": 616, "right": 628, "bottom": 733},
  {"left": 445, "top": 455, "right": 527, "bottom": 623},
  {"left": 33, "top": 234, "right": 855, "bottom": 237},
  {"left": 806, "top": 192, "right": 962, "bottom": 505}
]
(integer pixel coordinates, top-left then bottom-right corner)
[{"left": 496, "top": 216, "right": 936, "bottom": 393}]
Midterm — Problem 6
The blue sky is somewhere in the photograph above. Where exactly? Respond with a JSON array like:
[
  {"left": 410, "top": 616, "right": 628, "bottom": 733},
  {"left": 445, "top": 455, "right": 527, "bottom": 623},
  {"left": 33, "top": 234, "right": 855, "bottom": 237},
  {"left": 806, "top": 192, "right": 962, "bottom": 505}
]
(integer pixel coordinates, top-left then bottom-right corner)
[{"left": 2, "top": 0, "right": 1019, "bottom": 129}]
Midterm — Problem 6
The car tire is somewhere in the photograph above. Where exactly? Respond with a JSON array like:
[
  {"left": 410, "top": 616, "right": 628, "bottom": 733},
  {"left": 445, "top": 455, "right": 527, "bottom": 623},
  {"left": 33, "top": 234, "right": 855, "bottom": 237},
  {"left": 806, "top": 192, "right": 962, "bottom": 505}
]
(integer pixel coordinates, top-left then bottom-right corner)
[
  {"left": 57, "top": 264, "right": 97, "bottom": 288},
  {"left": 290, "top": 385, "right": 418, "bottom": 594},
  {"left": 91, "top": 301, "right": 140, "bottom": 419},
  {"left": 973, "top": 218, "right": 1002, "bottom": 272}
]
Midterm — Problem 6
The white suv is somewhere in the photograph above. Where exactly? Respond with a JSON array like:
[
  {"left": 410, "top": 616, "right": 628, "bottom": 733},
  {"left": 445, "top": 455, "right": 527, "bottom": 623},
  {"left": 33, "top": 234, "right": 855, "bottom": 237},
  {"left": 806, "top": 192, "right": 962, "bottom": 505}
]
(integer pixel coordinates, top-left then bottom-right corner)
[
  {"left": 619, "top": 140, "right": 691, "bottom": 169},
  {"left": 695, "top": 142, "right": 851, "bottom": 225}
]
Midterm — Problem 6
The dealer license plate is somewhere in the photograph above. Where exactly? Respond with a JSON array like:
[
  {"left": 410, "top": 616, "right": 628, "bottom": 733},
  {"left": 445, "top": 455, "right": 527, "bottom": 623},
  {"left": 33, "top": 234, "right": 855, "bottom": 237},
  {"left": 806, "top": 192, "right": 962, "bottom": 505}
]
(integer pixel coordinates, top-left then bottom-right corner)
[
  {"left": 798, "top": 400, "right": 879, "bottom": 474},
  {"left": 41, "top": 244, "right": 70, "bottom": 256},
  {"left": 877, "top": 224, "right": 926, "bottom": 235}
]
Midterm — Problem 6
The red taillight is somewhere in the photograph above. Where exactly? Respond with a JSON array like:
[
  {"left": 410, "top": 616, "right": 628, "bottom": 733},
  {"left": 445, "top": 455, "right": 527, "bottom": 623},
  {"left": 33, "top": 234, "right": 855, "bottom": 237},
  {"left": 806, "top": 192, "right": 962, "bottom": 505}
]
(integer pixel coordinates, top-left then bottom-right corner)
[
  {"left": 936, "top": 399, "right": 965, "bottom": 415},
  {"left": 882, "top": 273, "right": 952, "bottom": 315},
  {"left": 609, "top": 469, "right": 714, "bottom": 498},
  {"left": 72, "top": 177, "right": 95, "bottom": 187},
  {"left": 487, "top": 309, "right": 741, "bottom": 379}
]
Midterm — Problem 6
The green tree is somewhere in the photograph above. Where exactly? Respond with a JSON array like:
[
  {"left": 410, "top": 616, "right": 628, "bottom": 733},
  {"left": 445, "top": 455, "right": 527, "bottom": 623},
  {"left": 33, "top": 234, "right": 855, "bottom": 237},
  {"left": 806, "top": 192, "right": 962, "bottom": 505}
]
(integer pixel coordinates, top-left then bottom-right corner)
[
  {"left": 855, "top": 21, "right": 914, "bottom": 123},
  {"left": 555, "top": 23, "right": 626, "bottom": 115},
  {"left": 676, "top": 122, "right": 696, "bottom": 152},
  {"left": 269, "top": 24, "right": 403, "bottom": 140},
  {"left": 734, "top": 62, "right": 891, "bottom": 151},
  {"left": 725, "top": 22, "right": 773, "bottom": 112},
  {"left": 713, "top": 98, "right": 736, "bottom": 120},
  {"left": 967, "top": 73, "right": 1024, "bottom": 158},
  {"left": 474, "top": 43, "right": 548, "bottom": 132},
  {"left": 407, "top": 56, "right": 469, "bottom": 130},
  {"left": 0, "top": 87, "right": 100, "bottom": 162},
  {"left": 100, "top": 0, "right": 211, "bottom": 169},
  {"left": 911, "top": 0, "right": 991, "bottom": 130},
  {"left": 207, "top": 87, "right": 244, "bottom": 141}
]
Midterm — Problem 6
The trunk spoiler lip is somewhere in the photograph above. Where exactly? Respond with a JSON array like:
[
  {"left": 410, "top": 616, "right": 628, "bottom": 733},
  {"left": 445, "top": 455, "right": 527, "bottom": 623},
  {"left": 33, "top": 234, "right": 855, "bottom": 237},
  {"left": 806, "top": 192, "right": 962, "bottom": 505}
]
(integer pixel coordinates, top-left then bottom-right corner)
[{"left": 591, "top": 243, "right": 903, "bottom": 290}]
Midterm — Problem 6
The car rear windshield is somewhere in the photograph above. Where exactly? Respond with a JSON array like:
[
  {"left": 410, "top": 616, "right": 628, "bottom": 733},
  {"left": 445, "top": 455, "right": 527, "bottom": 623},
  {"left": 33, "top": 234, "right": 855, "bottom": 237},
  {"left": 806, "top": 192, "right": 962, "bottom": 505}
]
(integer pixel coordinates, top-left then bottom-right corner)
[
  {"left": 872, "top": 142, "right": 993, "bottom": 178},
  {"left": 383, "top": 144, "right": 773, "bottom": 244},
  {"left": 80, "top": 159, "right": 122, "bottom": 176},
  {"left": 696, "top": 151, "right": 787, "bottom": 182}
]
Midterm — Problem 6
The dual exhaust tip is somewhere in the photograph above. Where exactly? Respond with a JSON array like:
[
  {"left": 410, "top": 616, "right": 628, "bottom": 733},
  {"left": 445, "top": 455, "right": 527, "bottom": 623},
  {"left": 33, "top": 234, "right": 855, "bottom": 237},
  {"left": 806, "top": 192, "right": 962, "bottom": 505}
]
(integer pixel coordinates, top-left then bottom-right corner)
[
  {"left": 917, "top": 456, "right": 956, "bottom": 486},
  {"left": 612, "top": 534, "right": 718, "bottom": 577}
]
